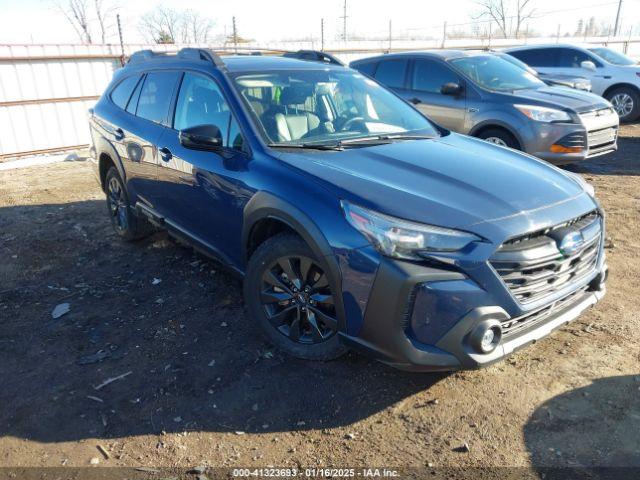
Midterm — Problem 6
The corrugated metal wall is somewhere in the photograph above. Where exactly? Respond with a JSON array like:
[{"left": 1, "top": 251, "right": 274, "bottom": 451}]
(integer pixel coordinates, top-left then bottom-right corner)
[{"left": 1, "top": 39, "right": 638, "bottom": 159}]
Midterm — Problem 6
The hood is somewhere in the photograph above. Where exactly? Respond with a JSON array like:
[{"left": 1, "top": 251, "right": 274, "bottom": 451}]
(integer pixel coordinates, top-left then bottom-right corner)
[
  {"left": 504, "top": 86, "right": 610, "bottom": 113},
  {"left": 275, "top": 133, "right": 593, "bottom": 232}
]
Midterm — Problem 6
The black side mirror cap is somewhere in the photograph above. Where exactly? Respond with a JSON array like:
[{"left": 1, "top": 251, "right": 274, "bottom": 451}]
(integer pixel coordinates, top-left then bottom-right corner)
[
  {"left": 179, "top": 124, "right": 223, "bottom": 151},
  {"left": 441, "top": 82, "right": 462, "bottom": 96}
]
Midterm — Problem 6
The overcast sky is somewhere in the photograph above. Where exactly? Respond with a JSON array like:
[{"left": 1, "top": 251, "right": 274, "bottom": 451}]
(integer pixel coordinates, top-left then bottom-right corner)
[{"left": 0, "top": 0, "right": 638, "bottom": 44}]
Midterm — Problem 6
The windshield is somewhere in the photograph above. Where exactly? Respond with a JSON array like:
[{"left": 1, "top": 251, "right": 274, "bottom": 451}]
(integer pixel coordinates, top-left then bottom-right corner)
[
  {"left": 449, "top": 55, "right": 546, "bottom": 92},
  {"left": 497, "top": 53, "right": 538, "bottom": 76},
  {"left": 589, "top": 47, "right": 637, "bottom": 66},
  {"left": 231, "top": 69, "right": 439, "bottom": 146}
]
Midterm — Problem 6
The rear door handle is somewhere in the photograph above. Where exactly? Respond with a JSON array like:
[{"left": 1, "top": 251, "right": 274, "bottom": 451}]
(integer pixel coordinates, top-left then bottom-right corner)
[
  {"left": 409, "top": 97, "right": 422, "bottom": 105},
  {"left": 114, "top": 128, "right": 125, "bottom": 140},
  {"left": 159, "top": 147, "right": 172, "bottom": 162}
]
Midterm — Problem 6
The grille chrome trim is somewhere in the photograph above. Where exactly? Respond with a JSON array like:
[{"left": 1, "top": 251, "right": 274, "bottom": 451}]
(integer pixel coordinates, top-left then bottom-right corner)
[{"left": 490, "top": 211, "right": 602, "bottom": 305}]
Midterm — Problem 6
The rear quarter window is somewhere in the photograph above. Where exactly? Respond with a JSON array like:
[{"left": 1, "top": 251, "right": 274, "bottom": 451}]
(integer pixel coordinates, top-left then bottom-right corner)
[{"left": 109, "top": 75, "right": 141, "bottom": 110}]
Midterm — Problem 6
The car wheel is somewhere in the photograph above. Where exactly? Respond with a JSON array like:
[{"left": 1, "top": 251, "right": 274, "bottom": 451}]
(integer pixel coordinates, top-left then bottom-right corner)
[
  {"left": 477, "top": 128, "right": 520, "bottom": 149},
  {"left": 244, "top": 233, "right": 348, "bottom": 361},
  {"left": 105, "top": 167, "right": 153, "bottom": 241},
  {"left": 606, "top": 86, "right": 640, "bottom": 122}
]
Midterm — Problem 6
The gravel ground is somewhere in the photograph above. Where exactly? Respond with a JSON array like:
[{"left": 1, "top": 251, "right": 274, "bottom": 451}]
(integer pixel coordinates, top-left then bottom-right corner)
[{"left": 0, "top": 125, "right": 638, "bottom": 475}]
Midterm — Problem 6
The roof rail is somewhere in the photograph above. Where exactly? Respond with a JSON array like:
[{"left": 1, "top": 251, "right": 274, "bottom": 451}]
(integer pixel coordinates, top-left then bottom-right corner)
[
  {"left": 127, "top": 50, "right": 168, "bottom": 64},
  {"left": 177, "top": 48, "right": 226, "bottom": 68},
  {"left": 282, "top": 50, "right": 344, "bottom": 66}
]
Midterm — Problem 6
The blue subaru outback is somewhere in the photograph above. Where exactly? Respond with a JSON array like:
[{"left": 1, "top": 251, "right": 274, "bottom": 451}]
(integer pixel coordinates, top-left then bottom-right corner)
[{"left": 88, "top": 48, "right": 608, "bottom": 371}]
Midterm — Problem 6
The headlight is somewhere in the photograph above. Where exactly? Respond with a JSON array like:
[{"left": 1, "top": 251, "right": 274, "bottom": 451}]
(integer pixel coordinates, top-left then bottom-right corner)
[
  {"left": 342, "top": 201, "right": 482, "bottom": 260},
  {"left": 514, "top": 104, "right": 572, "bottom": 123},
  {"left": 565, "top": 171, "right": 595, "bottom": 198}
]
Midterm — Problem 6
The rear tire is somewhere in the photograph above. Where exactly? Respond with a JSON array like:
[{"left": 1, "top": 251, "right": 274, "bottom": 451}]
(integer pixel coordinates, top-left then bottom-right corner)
[
  {"left": 605, "top": 86, "right": 640, "bottom": 122},
  {"left": 476, "top": 128, "right": 520, "bottom": 150},
  {"left": 244, "top": 233, "right": 348, "bottom": 361},
  {"left": 104, "top": 167, "right": 153, "bottom": 241}
]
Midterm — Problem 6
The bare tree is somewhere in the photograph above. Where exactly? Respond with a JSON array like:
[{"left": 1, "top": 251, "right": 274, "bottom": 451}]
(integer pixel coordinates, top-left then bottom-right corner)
[
  {"left": 53, "top": 0, "right": 93, "bottom": 44},
  {"left": 139, "top": 7, "right": 215, "bottom": 44},
  {"left": 474, "top": 0, "right": 535, "bottom": 38},
  {"left": 139, "top": 6, "right": 183, "bottom": 44},
  {"left": 182, "top": 10, "right": 214, "bottom": 43},
  {"left": 94, "top": 0, "right": 119, "bottom": 44}
]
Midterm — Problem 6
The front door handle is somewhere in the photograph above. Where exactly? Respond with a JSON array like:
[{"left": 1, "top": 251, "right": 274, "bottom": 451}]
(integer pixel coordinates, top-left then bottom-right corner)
[
  {"left": 114, "top": 128, "right": 125, "bottom": 140},
  {"left": 159, "top": 147, "right": 172, "bottom": 162},
  {"left": 409, "top": 97, "right": 422, "bottom": 105}
]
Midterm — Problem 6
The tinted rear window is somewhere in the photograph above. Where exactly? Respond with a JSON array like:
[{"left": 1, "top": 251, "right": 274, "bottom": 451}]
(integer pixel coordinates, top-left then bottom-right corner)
[
  {"left": 509, "top": 48, "right": 558, "bottom": 68},
  {"left": 374, "top": 59, "right": 408, "bottom": 89},
  {"left": 136, "top": 71, "right": 181, "bottom": 125},
  {"left": 110, "top": 75, "right": 141, "bottom": 109}
]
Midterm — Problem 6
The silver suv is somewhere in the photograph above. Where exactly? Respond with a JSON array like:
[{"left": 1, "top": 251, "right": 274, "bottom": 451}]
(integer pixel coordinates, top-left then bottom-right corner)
[
  {"left": 351, "top": 50, "right": 619, "bottom": 165},
  {"left": 505, "top": 44, "right": 640, "bottom": 122}
]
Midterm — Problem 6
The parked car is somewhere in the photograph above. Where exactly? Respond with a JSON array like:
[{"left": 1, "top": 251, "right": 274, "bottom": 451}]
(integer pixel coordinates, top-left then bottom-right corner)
[
  {"left": 496, "top": 51, "right": 592, "bottom": 91},
  {"left": 89, "top": 48, "right": 608, "bottom": 371},
  {"left": 350, "top": 50, "right": 618, "bottom": 164},
  {"left": 505, "top": 44, "right": 640, "bottom": 122}
]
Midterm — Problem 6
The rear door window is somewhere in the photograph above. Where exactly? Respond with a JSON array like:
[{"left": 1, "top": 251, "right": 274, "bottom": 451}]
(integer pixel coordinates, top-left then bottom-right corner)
[
  {"left": 411, "top": 59, "right": 458, "bottom": 93},
  {"left": 509, "top": 48, "right": 559, "bottom": 68},
  {"left": 374, "top": 59, "right": 408, "bottom": 89},
  {"left": 354, "top": 61, "right": 378, "bottom": 77},
  {"left": 110, "top": 75, "right": 141, "bottom": 109},
  {"left": 136, "top": 71, "right": 181, "bottom": 126}
]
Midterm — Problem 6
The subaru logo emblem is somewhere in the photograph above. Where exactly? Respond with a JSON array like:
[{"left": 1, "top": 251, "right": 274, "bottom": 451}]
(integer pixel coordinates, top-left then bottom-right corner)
[{"left": 559, "top": 230, "right": 584, "bottom": 256}]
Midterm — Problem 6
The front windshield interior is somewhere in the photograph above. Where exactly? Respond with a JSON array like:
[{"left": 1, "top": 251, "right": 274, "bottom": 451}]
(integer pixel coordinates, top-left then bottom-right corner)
[
  {"left": 589, "top": 47, "right": 637, "bottom": 66},
  {"left": 232, "top": 70, "right": 438, "bottom": 146},
  {"left": 449, "top": 55, "right": 546, "bottom": 92}
]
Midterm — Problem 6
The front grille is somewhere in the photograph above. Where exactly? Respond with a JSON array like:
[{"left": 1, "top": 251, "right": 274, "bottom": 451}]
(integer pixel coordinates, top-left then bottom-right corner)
[
  {"left": 556, "top": 132, "right": 586, "bottom": 149},
  {"left": 490, "top": 211, "right": 602, "bottom": 305},
  {"left": 587, "top": 127, "right": 617, "bottom": 150},
  {"left": 501, "top": 285, "right": 589, "bottom": 338}
]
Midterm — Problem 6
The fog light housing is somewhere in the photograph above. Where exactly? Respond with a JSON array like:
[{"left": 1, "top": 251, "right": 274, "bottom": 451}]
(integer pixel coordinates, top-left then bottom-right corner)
[{"left": 469, "top": 320, "right": 502, "bottom": 354}]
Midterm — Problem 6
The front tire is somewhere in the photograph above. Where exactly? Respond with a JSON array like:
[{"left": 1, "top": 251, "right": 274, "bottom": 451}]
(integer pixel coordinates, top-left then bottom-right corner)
[
  {"left": 105, "top": 167, "right": 153, "bottom": 241},
  {"left": 605, "top": 86, "right": 640, "bottom": 122},
  {"left": 244, "top": 233, "right": 347, "bottom": 361},
  {"left": 476, "top": 128, "right": 520, "bottom": 150}
]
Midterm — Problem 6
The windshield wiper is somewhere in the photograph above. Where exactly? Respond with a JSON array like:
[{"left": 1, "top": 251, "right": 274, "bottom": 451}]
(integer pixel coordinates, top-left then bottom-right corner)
[{"left": 267, "top": 143, "right": 344, "bottom": 151}]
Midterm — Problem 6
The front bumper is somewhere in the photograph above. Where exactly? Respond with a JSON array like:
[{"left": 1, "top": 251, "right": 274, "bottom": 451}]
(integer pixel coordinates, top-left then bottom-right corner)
[
  {"left": 340, "top": 257, "right": 608, "bottom": 372},
  {"left": 524, "top": 110, "right": 619, "bottom": 165}
]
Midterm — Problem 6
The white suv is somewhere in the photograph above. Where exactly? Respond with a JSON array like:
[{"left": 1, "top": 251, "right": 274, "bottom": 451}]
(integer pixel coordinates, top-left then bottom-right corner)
[{"left": 505, "top": 44, "right": 640, "bottom": 122}]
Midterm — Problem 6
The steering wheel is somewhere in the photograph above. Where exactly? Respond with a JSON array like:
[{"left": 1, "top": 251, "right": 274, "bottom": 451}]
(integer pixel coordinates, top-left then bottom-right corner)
[{"left": 340, "top": 116, "right": 367, "bottom": 132}]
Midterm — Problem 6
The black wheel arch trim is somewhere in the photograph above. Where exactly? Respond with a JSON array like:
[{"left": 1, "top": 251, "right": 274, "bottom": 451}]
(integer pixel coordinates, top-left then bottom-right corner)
[
  {"left": 242, "top": 191, "right": 347, "bottom": 333},
  {"left": 603, "top": 82, "right": 640, "bottom": 98},
  {"left": 95, "top": 135, "right": 126, "bottom": 191},
  {"left": 469, "top": 121, "right": 523, "bottom": 149}
]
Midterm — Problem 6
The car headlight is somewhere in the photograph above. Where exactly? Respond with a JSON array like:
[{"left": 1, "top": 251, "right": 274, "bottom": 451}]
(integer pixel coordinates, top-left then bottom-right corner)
[
  {"left": 514, "top": 104, "right": 572, "bottom": 123},
  {"left": 342, "top": 201, "right": 482, "bottom": 260}
]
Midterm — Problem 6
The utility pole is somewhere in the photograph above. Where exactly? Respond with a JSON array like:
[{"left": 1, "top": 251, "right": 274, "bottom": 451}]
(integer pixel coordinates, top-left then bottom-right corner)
[
  {"left": 341, "top": 0, "right": 347, "bottom": 42},
  {"left": 441, "top": 21, "right": 447, "bottom": 48},
  {"left": 116, "top": 14, "right": 125, "bottom": 66},
  {"left": 232, "top": 16, "right": 238, "bottom": 54},
  {"left": 321, "top": 18, "right": 324, "bottom": 51},
  {"left": 388, "top": 20, "right": 392, "bottom": 52},
  {"left": 614, "top": 0, "right": 623, "bottom": 36},
  {"left": 556, "top": 24, "right": 561, "bottom": 43}
]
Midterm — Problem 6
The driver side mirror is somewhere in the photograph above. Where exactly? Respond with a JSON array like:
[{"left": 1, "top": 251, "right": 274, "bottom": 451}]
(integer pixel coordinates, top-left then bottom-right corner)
[
  {"left": 580, "top": 60, "right": 597, "bottom": 72},
  {"left": 179, "top": 124, "right": 223, "bottom": 151},
  {"left": 441, "top": 82, "right": 463, "bottom": 96}
]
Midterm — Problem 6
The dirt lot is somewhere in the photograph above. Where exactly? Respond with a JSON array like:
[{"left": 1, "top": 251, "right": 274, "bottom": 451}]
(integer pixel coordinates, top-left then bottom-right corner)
[{"left": 0, "top": 126, "right": 639, "bottom": 475}]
